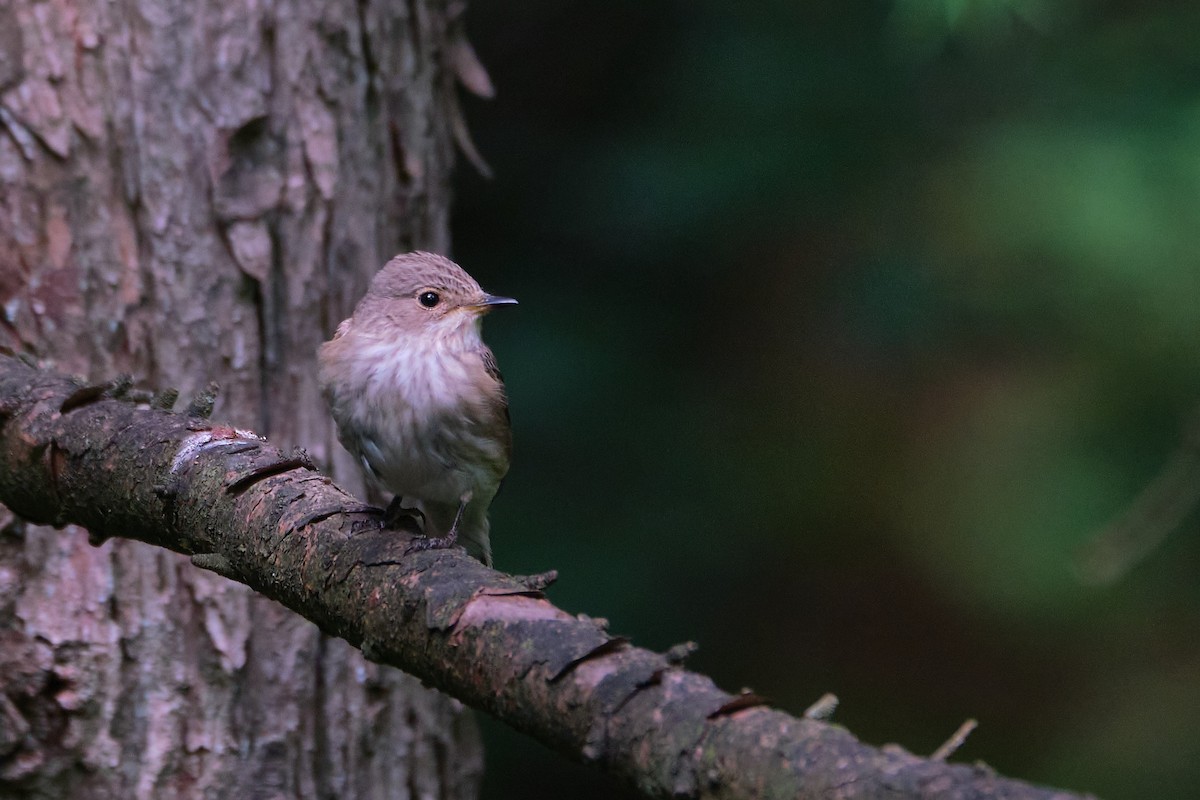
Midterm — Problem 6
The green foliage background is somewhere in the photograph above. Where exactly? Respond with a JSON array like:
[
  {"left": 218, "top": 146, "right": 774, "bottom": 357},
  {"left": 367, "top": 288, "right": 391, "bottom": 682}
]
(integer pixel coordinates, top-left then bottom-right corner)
[{"left": 452, "top": 2, "right": 1200, "bottom": 797}]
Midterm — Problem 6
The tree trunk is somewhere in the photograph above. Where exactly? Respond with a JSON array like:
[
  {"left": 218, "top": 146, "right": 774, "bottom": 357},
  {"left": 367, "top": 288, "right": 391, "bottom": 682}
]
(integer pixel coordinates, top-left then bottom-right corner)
[{"left": 0, "top": 0, "right": 480, "bottom": 797}]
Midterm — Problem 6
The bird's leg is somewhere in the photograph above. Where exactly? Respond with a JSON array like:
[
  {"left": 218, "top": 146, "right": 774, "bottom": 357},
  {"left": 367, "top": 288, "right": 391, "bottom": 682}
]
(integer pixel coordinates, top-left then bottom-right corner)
[
  {"left": 404, "top": 491, "right": 471, "bottom": 556},
  {"left": 382, "top": 496, "right": 424, "bottom": 530}
]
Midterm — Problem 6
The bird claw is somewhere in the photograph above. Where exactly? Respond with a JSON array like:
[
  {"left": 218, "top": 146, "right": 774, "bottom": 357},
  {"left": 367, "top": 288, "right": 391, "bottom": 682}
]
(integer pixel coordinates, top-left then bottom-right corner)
[
  {"left": 403, "top": 531, "right": 461, "bottom": 558},
  {"left": 402, "top": 493, "right": 470, "bottom": 558}
]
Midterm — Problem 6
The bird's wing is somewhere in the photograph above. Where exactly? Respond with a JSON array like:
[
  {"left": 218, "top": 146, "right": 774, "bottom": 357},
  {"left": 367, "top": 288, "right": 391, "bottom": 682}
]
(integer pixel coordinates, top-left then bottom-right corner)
[{"left": 479, "top": 345, "right": 512, "bottom": 461}]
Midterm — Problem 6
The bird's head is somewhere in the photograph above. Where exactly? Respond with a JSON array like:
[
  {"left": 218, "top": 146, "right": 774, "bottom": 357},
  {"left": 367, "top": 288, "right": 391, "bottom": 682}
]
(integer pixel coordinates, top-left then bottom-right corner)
[{"left": 356, "top": 251, "right": 517, "bottom": 342}]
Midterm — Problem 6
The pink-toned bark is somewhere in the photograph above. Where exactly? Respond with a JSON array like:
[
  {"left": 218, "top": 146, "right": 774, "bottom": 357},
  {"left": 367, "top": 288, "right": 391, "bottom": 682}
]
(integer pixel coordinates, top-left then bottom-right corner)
[{"left": 0, "top": 1, "right": 479, "bottom": 797}]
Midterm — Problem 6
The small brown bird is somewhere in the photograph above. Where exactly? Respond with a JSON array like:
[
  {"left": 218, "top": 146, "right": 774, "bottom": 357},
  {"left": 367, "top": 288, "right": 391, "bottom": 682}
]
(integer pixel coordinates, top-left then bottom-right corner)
[{"left": 318, "top": 252, "right": 516, "bottom": 566}]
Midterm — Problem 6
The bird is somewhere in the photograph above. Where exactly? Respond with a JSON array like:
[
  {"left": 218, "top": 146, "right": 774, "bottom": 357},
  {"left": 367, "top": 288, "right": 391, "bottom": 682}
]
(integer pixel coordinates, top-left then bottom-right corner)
[{"left": 318, "top": 251, "right": 516, "bottom": 566}]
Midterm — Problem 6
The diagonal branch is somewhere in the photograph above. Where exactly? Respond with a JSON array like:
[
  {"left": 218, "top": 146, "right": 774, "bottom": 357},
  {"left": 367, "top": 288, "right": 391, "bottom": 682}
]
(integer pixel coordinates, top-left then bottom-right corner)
[{"left": 0, "top": 354, "right": 1094, "bottom": 800}]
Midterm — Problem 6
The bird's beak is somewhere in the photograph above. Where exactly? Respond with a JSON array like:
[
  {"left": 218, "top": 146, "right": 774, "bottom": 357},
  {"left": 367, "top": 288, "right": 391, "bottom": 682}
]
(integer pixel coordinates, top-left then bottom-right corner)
[{"left": 473, "top": 293, "right": 518, "bottom": 310}]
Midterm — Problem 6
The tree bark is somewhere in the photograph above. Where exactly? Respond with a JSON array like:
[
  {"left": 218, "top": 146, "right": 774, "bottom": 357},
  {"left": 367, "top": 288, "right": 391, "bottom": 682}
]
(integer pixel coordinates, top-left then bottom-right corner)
[
  {"left": 0, "top": 0, "right": 479, "bottom": 797},
  {"left": 0, "top": 353, "right": 1096, "bottom": 800}
]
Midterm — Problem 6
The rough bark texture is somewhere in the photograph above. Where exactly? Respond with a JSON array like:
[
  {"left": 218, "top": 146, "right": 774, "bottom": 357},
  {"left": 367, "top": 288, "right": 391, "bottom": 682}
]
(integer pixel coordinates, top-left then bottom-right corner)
[
  {"left": 0, "top": 354, "right": 1098, "bottom": 800},
  {"left": 0, "top": 1, "right": 480, "bottom": 797}
]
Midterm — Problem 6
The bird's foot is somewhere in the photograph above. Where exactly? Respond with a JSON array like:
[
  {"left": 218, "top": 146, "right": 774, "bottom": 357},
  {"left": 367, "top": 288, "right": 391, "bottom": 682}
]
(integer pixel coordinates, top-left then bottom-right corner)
[
  {"left": 402, "top": 494, "right": 469, "bottom": 558},
  {"left": 382, "top": 496, "right": 425, "bottom": 530},
  {"left": 403, "top": 529, "right": 461, "bottom": 557}
]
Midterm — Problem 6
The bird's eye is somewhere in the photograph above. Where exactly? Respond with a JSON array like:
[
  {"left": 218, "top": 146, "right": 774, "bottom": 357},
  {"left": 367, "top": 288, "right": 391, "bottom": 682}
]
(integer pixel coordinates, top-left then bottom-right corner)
[{"left": 418, "top": 291, "right": 441, "bottom": 308}]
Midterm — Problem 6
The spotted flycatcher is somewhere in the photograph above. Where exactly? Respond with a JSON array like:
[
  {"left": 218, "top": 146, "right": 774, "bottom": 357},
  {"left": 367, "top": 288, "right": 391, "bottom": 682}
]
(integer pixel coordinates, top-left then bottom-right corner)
[{"left": 318, "top": 251, "right": 516, "bottom": 566}]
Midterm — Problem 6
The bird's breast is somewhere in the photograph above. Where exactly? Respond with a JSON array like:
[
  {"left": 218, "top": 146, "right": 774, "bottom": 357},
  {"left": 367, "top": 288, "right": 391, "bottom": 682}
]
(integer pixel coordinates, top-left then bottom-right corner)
[{"left": 330, "top": 333, "right": 508, "bottom": 503}]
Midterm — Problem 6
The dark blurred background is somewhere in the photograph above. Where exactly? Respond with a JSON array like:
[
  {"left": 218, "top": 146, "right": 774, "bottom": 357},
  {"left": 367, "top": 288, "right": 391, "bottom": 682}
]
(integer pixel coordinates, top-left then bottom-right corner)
[{"left": 449, "top": 2, "right": 1200, "bottom": 798}]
